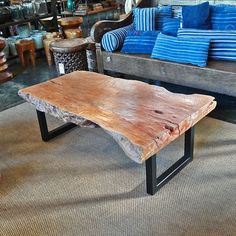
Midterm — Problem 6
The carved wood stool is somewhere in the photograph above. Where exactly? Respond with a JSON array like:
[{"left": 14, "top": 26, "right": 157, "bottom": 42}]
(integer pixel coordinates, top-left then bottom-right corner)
[
  {"left": 50, "top": 38, "right": 88, "bottom": 75},
  {"left": 16, "top": 40, "right": 36, "bottom": 67}
]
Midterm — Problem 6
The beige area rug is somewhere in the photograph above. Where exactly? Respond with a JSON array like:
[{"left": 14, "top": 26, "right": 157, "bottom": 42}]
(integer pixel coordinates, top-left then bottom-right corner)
[{"left": 0, "top": 103, "right": 236, "bottom": 236}]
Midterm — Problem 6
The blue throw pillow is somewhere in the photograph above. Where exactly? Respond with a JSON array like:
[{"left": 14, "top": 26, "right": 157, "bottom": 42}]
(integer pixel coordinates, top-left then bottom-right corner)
[
  {"left": 211, "top": 5, "right": 236, "bottom": 30},
  {"left": 133, "top": 7, "right": 156, "bottom": 31},
  {"left": 121, "top": 30, "right": 159, "bottom": 54},
  {"left": 162, "top": 18, "right": 180, "bottom": 36},
  {"left": 151, "top": 33, "right": 210, "bottom": 67},
  {"left": 182, "top": 2, "right": 211, "bottom": 29},
  {"left": 101, "top": 24, "right": 134, "bottom": 52},
  {"left": 155, "top": 5, "right": 172, "bottom": 31},
  {"left": 178, "top": 28, "right": 236, "bottom": 61}
]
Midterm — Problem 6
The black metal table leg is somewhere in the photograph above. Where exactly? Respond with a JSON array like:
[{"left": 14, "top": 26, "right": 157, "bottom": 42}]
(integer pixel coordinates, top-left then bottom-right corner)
[
  {"left": 36, "top": 110, "right": 77, "bottom": 142},
  {"left": 145, "top": 126, "right": 194, "bottom": 195}
]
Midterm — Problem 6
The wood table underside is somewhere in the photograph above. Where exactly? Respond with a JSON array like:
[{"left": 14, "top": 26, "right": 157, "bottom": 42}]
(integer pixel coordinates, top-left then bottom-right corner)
[{"left": 19, "top": 71, "right": 216, "bottom": 163}]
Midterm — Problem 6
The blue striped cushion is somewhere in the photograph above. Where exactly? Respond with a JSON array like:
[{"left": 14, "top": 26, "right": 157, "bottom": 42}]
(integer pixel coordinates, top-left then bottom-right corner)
[
  {"left": 151, "top": 33, "right": 210, "bottom": 67},
  {"left": 121, "top": 30, "right": 159, "bottom": 54},
  {"left": 155, "top": 5, "right": 172, "bottom": 31},
  {"left": 178, "top": 28, "right": 236, "bottom": 61},
  {"left": 134, "top": 8, "right": 156, "bottom": 31},
  {"left": 101, "top": 24, "right": 134, "bottom": 52},
  {"left": 162, "top": 18, "right": 180, "bottom": 36},
  {"left": 211, "top": 5, "right": 236, "bottom": 30}
]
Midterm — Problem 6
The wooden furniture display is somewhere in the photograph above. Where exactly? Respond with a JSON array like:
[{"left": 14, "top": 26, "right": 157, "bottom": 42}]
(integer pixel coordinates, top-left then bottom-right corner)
[
  {"left": 50, "top": 38, "right": 88, "bottom": 74},
  {"left": 16, "top": 40, "right": 36, "bottom": 67},
  {"left": 91, "top": 0, "right": 236, "bottom": 98},
  {"left": 61, "top": 6, "right": 119, "bottom": 36},
  {"left": 0, "top": 0, "right": 58, "bottom": 32},
  {"left": 0, "top": 38, "right": 13, "bottom": 83},
  {"left": 19, "top": 71, "right": 216, "bottom": 195},
  {"left": 58, "top": 17, "right": 83, "bottom": 39}
]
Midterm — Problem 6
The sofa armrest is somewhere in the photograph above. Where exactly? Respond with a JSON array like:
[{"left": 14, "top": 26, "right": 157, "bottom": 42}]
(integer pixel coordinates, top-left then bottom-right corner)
[{"left": 90, "top": 0, "right": 151, "bottom": 43}]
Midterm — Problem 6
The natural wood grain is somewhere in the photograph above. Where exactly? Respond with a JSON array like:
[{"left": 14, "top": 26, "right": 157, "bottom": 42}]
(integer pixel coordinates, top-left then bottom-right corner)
[{"left": 19, "top": 71, "right": 216, "bottom": 163}]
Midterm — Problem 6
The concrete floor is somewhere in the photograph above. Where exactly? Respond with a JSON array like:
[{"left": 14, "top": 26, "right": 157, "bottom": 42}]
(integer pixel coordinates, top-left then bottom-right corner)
[
  {"left": 0, "top": 59, "right": 235, "bottom": 124},
  {"left": 0, "top": 58, "right": 57, "bottom": 112}
]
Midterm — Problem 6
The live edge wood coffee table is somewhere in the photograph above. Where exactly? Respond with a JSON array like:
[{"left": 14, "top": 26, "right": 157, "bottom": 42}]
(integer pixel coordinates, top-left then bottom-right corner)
[{"left": 18, "top": 71, "right": 216, "bottom": 195}]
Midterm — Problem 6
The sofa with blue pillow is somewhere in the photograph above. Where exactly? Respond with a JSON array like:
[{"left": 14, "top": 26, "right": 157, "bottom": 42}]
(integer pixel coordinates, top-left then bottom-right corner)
[{"left": 91, "top": 0, "right": 236, "bottom": 98}]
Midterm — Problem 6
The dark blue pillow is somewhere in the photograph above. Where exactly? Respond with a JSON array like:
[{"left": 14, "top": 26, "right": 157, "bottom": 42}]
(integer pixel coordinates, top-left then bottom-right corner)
[
  {"left": 121, "top": 30, "right": 159, "bottom": 54},
  {"left": 151, "top": 33, "right": 210, "bottom": 67},
  {"left": 162, "top": 18, "right": 180, "bottom": 36},
  {"left": 211, "top": 5, "right": 236, "bottom": 30},
  {"left": 182, "top": 2, "right": 211, "bottom": 29}
]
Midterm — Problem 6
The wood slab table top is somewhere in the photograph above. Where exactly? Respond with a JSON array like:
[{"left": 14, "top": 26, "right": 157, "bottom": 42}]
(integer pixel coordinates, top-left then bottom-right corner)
[{"left": 19, "top": 71, "right": 216, "bottom": 163}]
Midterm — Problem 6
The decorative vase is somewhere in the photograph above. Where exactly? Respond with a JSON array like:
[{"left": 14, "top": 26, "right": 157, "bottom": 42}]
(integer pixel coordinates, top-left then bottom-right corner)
[
  {"left": 32, "top": 32, "right": 44, "bottom": 49},
  {"left": 16, "top": 23, "right": 31, "bottom": 38},
  {"left": 67, "top": 0, "right": 74, "bottom": 12},
  {"left": 8, "top": 36, "right": 22, "bottom": 56},
  {"left": 3, "top": 37, "right": 9, "bottom": 58}
]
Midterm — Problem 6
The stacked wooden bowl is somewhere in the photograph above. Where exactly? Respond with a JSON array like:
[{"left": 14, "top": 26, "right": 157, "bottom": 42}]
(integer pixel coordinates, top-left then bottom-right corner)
[
  {"left": 58, "top": 17, "right": 83, "bottom": 39},
  {"left": 0, "top": 38, "right": 13, "bottom": 83}
]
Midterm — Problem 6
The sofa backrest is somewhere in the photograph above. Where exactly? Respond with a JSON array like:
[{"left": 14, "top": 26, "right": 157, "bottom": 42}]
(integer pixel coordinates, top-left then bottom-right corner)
[{"left": 152, "top": 0, "right": 236, "bottom": 6}]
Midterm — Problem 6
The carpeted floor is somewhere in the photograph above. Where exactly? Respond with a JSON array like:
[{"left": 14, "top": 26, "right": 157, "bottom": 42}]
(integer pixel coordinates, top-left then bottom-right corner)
[{"left": 0, "top": 103, "right": 236, "bottom": 236}]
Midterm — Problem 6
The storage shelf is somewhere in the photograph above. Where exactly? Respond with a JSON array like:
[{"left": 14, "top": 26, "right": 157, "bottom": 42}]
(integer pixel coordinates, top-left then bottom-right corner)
[
  {"left": 0, "top": 14, "right": 54, "bottom": 29},
  {"left": 61, "top": 6, "right": 117, "bottom": 17}
]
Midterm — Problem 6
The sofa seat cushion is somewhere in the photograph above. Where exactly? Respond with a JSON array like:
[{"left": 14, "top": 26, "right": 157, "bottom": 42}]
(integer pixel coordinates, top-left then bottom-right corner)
[
  {"left": 211, "top": 4, "right": 236, "bottom": 30},
  {"left": 178, "top": 28, "right": 236, "bottom": 61},
  {"left": 151, "top": 33, "right": 210, "bottom": 67},
  {"left": 121, "top": 30, "right": 159, "bottom": 54},
  {"left": 101, "top": 24, "right": 134, "bottom": 52}
]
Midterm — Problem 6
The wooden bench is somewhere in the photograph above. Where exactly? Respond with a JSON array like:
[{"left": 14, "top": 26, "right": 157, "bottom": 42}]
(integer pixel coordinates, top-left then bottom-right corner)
[
  {"left": 91, "top": 0, "right": 236, "bottom": 98},
  {"left": 19, "top": 71, "right": 216, "bottom": 195}
]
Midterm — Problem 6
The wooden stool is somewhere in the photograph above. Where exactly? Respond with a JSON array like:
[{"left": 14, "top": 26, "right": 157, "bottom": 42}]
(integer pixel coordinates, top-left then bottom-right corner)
[
  {"left": 0, "top": 39, "right": 13, "bottom": 83},
  {"left": 58, "top": 17, "right": 83, "bottom": 39},
  {"left": 43, "top": 32, "right": 63, "bottom": 66},
  {"left": 50, "top": 38, "right": 88, "bottom": 75},
  {"left": 16, "top": 40, "right": 36, "bottom": 67}
]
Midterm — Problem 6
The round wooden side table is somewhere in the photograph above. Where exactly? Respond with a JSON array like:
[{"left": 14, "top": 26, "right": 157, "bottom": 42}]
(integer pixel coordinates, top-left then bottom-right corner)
[{"left": 50, "top": 38, "right": 89, "bottom": 75}]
